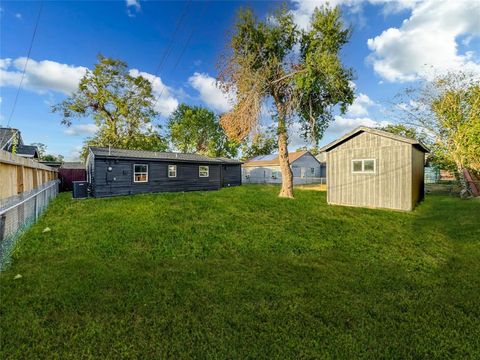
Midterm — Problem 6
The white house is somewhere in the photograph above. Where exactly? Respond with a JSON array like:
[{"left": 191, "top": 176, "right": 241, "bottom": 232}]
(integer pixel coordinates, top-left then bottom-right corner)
[{"left": 242, "top": 150, "right": 325, "bottom": 184}]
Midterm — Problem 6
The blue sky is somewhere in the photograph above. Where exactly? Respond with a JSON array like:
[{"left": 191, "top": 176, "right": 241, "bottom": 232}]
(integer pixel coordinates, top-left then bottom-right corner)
[{"left": 1, "top": 0, "right": 479, "bottom": 160}]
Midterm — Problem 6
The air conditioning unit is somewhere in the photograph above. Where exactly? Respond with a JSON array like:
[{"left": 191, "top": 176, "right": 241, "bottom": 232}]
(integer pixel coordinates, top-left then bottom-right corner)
[{"left": 72, "top": 181, "right": 88, "bottom": 199}]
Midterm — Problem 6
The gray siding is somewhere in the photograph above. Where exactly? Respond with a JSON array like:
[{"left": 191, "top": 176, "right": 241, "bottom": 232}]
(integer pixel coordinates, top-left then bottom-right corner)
[
  {"left": 92, "top": 158, "right": 223, "bottom": 197},
  {"left": 326, "top": 131, "right": 422, "bottom": 211},
  {"left": 291, "top": 152, "right": 325, "bottom": 177},
  {"left": 242, "top": 152, "right": 325, "bottom": 184}
]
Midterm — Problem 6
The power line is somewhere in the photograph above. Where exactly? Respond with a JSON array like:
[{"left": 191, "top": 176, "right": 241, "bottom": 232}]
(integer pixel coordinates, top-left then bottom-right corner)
[
  {"left": 152, "top": 0, "right": 192, "bottom": 77},
  {"left": 152, "top": 0, "right": 211, "bottom": 112},
  {"left": 4, "top": 1, "right": 44, "bottom": 129},
  {"left": 105, "top": 0, "right": 192, "bottom": 149}
]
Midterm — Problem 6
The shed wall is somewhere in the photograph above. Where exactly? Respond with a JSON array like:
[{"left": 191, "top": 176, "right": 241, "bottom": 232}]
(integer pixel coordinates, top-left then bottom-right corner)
[{"left": 327, "top": 132, "right": 413, "bottom": 211}]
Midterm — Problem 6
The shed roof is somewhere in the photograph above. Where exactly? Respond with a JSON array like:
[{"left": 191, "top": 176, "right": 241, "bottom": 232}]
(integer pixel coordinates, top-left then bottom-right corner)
[
  {"left": 89, "top": 147, "right": 242, "bottom": 164},
  {"left": 319, "top": 126, "right": 429, "bottom": 153},
  {"left": 243, "top": 150, "right": 314, "bottom": 167}
]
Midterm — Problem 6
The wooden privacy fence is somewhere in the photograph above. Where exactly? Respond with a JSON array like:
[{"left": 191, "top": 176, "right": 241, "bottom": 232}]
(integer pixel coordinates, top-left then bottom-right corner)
[
  {"left": 0, "top": 150, "right": 59, "bottom": 270},
  {"left": 0, "top": 150, "right": 57, "bottom": 199}
]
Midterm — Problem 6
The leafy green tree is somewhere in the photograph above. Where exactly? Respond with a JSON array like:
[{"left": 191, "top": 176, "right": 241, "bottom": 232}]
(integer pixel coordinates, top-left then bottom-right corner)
[
  {"left": 295, "top": 146, "right": 320, "bottom": 155},
  {"left": 167, "top": 104, "right": 240, "bottom": 158},
  {"left": 241, "top": 130, "right": 277, "bottom": 161},
  {"left": 42, "top": 154, "right": 64, "bottom": 162},
  {"left": 394, "top": 70, "right": 480, "bottom": 196},
  {"left": 52, "top": 55, "right": 167, "bottom": 159},
  {"left": 219, "top": 5, "right": 354, "bottom": 197},
  {"left": 30, "top": 142, "right": 47, "bottom": 158},
  {"left": 30, "top": 142, "right": 64, "bottom": 162},
  {"left": 377, "top": 124, "right": 427, "bottom": 142}
]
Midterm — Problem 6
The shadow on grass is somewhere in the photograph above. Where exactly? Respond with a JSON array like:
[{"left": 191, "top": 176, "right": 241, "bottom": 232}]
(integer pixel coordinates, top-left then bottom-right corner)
[{"left": 1, "top": 188, "right": 479, "bottom": 358}]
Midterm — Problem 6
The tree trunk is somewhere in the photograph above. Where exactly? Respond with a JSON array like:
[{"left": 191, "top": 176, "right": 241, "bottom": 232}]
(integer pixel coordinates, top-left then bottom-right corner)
[
  {"left": 456, "top": 165, "right": 472, "bottom": 198},
  {"left": 277, "top": 114, "right": 294, "bottom": 198}
]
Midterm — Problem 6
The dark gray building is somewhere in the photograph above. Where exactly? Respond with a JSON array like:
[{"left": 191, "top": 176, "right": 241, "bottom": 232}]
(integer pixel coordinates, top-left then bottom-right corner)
[
  {"left": 0, "top": 127, "right": 39, "bottom": 159},
  {"left": 86, "top": 147, "right": 242, "bottom": 198}
]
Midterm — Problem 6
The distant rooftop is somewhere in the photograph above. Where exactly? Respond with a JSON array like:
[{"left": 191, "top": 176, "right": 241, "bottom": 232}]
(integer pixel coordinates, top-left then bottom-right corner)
[
  {"left": 0, "top": 128, "right": 22, "bottom": 150},
  {"left": 243, "top": 151, "right": 312, "bottom": 167}
]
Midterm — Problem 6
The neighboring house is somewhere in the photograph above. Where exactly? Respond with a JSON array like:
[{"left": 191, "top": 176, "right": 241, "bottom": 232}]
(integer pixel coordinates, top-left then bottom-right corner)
[
  {"left": 86, "top": 147, "right": 242, "bottom": 198},
  {"left": 0, "top": 127, "right": 39, "bottom": 159},
  {"left": 320, "top": 126, "right": 429, "bottom": 211},
  {"left": 59, "top": 162, "right": 87, "bottom": 192},
  {"left": 242, "top": 151, "right": 325, "bottom": 184}
]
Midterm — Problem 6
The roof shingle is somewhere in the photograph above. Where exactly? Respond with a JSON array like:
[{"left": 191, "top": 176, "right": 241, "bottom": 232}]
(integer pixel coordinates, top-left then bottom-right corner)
[{"left": 89, "top": 147, "right": 242, "bottom": 164}]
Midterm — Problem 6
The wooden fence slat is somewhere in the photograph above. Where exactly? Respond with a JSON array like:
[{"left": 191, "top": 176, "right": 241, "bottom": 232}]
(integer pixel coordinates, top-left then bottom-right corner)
[
  {"left": 16, "top": 165, "right": 24, "bottom": 194},
  {"left": 0, "top": 150, "right": 57, "bottom": 200}
]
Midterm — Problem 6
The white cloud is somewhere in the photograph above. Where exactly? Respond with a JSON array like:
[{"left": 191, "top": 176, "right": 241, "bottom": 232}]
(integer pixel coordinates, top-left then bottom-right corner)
[
  {"left": 188, "top": 72, "right": 233, "bottom": 112},
  {"left": 291, "top": 1, "right": 480, "bottom": 82},
  {"left": 367, "top": 0, "right": 480, "bottom": 82},
  {"left": 325, "top": 116, "right": 390, "bottom": 137},
  {"left": 346, "top": 93, "right": 376, "bottom": 117},
  {"left": 129, "top": 69, "right": 178, "bottom": 117},
  {"left": 64, "top": 124, "right": 98, "bottom": 136},
  {"left": 15, "top": 13, "right": 22, "bottom": 19},
  {"left": 126, "top": 0, "right": 141, "bottom": 17},
  {"left": 291, "top": 0, "right": 420, "bottom": 29},
  {"left": 65, "top": 145, "right": 83, "bottom": 161},
  {"left": 0, "top": 58, "right": 178, "bottom": 116},
  {"left": 0, "top": 57, "right": 87, "bottom": 94}
]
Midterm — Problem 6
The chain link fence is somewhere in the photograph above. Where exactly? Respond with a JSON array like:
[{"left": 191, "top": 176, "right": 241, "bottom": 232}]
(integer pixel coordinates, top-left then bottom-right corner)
[
  {"left": 243, "top": 175, "right": 327, "bottom": 185},
  {"left": 0, "top": 180, "right": 59, "bottom": 270}
]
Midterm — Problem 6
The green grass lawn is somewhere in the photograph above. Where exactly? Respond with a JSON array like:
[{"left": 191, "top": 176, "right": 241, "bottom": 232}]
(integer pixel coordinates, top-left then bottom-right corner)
[{"left": 1, "top": 185, "right": 479, "bottom": 359}]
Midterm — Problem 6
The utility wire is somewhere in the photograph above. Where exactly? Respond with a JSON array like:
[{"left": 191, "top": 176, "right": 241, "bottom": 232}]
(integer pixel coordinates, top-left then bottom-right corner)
[
  {"left": 152, "top": 0, "right": 192, "bottom": 77},
  {"left": 4, "top": 1, "right": 44, "bottom": 131},
  {"left": 152, "top": 0, "right": 211, "bottom": 111},
  {"left": 1, "top": 0, "right": 44, "bottom": 152},
  {"left": 106, "top": 0, "right": 192, "bottom": 149}
]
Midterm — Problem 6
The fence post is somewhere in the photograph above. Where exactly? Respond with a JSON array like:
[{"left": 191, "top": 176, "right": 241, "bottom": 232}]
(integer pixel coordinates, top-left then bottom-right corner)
[
  {"left": 0, "top": 214, "right": 6, "bottom": 242},
  {"left": 34, "top": 195, "right": 38, "bottom": 221}
]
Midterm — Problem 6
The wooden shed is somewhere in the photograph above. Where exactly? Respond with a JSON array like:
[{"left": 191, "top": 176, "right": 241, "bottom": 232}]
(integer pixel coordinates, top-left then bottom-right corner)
[
  {"left": 320, "top": 126, "right": 429, "bottom": 211},
  {"left": 86, "top": 147, "right": 242, "bottom": 198}
]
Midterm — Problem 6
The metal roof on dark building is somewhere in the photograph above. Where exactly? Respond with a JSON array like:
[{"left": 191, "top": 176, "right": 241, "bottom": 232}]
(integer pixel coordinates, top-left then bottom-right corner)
[{"left": 89, "top": 147, "right": 242, "bottom": 164}]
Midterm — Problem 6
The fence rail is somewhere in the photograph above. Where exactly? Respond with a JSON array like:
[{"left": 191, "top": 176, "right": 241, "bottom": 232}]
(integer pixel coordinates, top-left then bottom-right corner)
[{"left": 0, "top": 180, "right": 59, "bottom": 270}]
